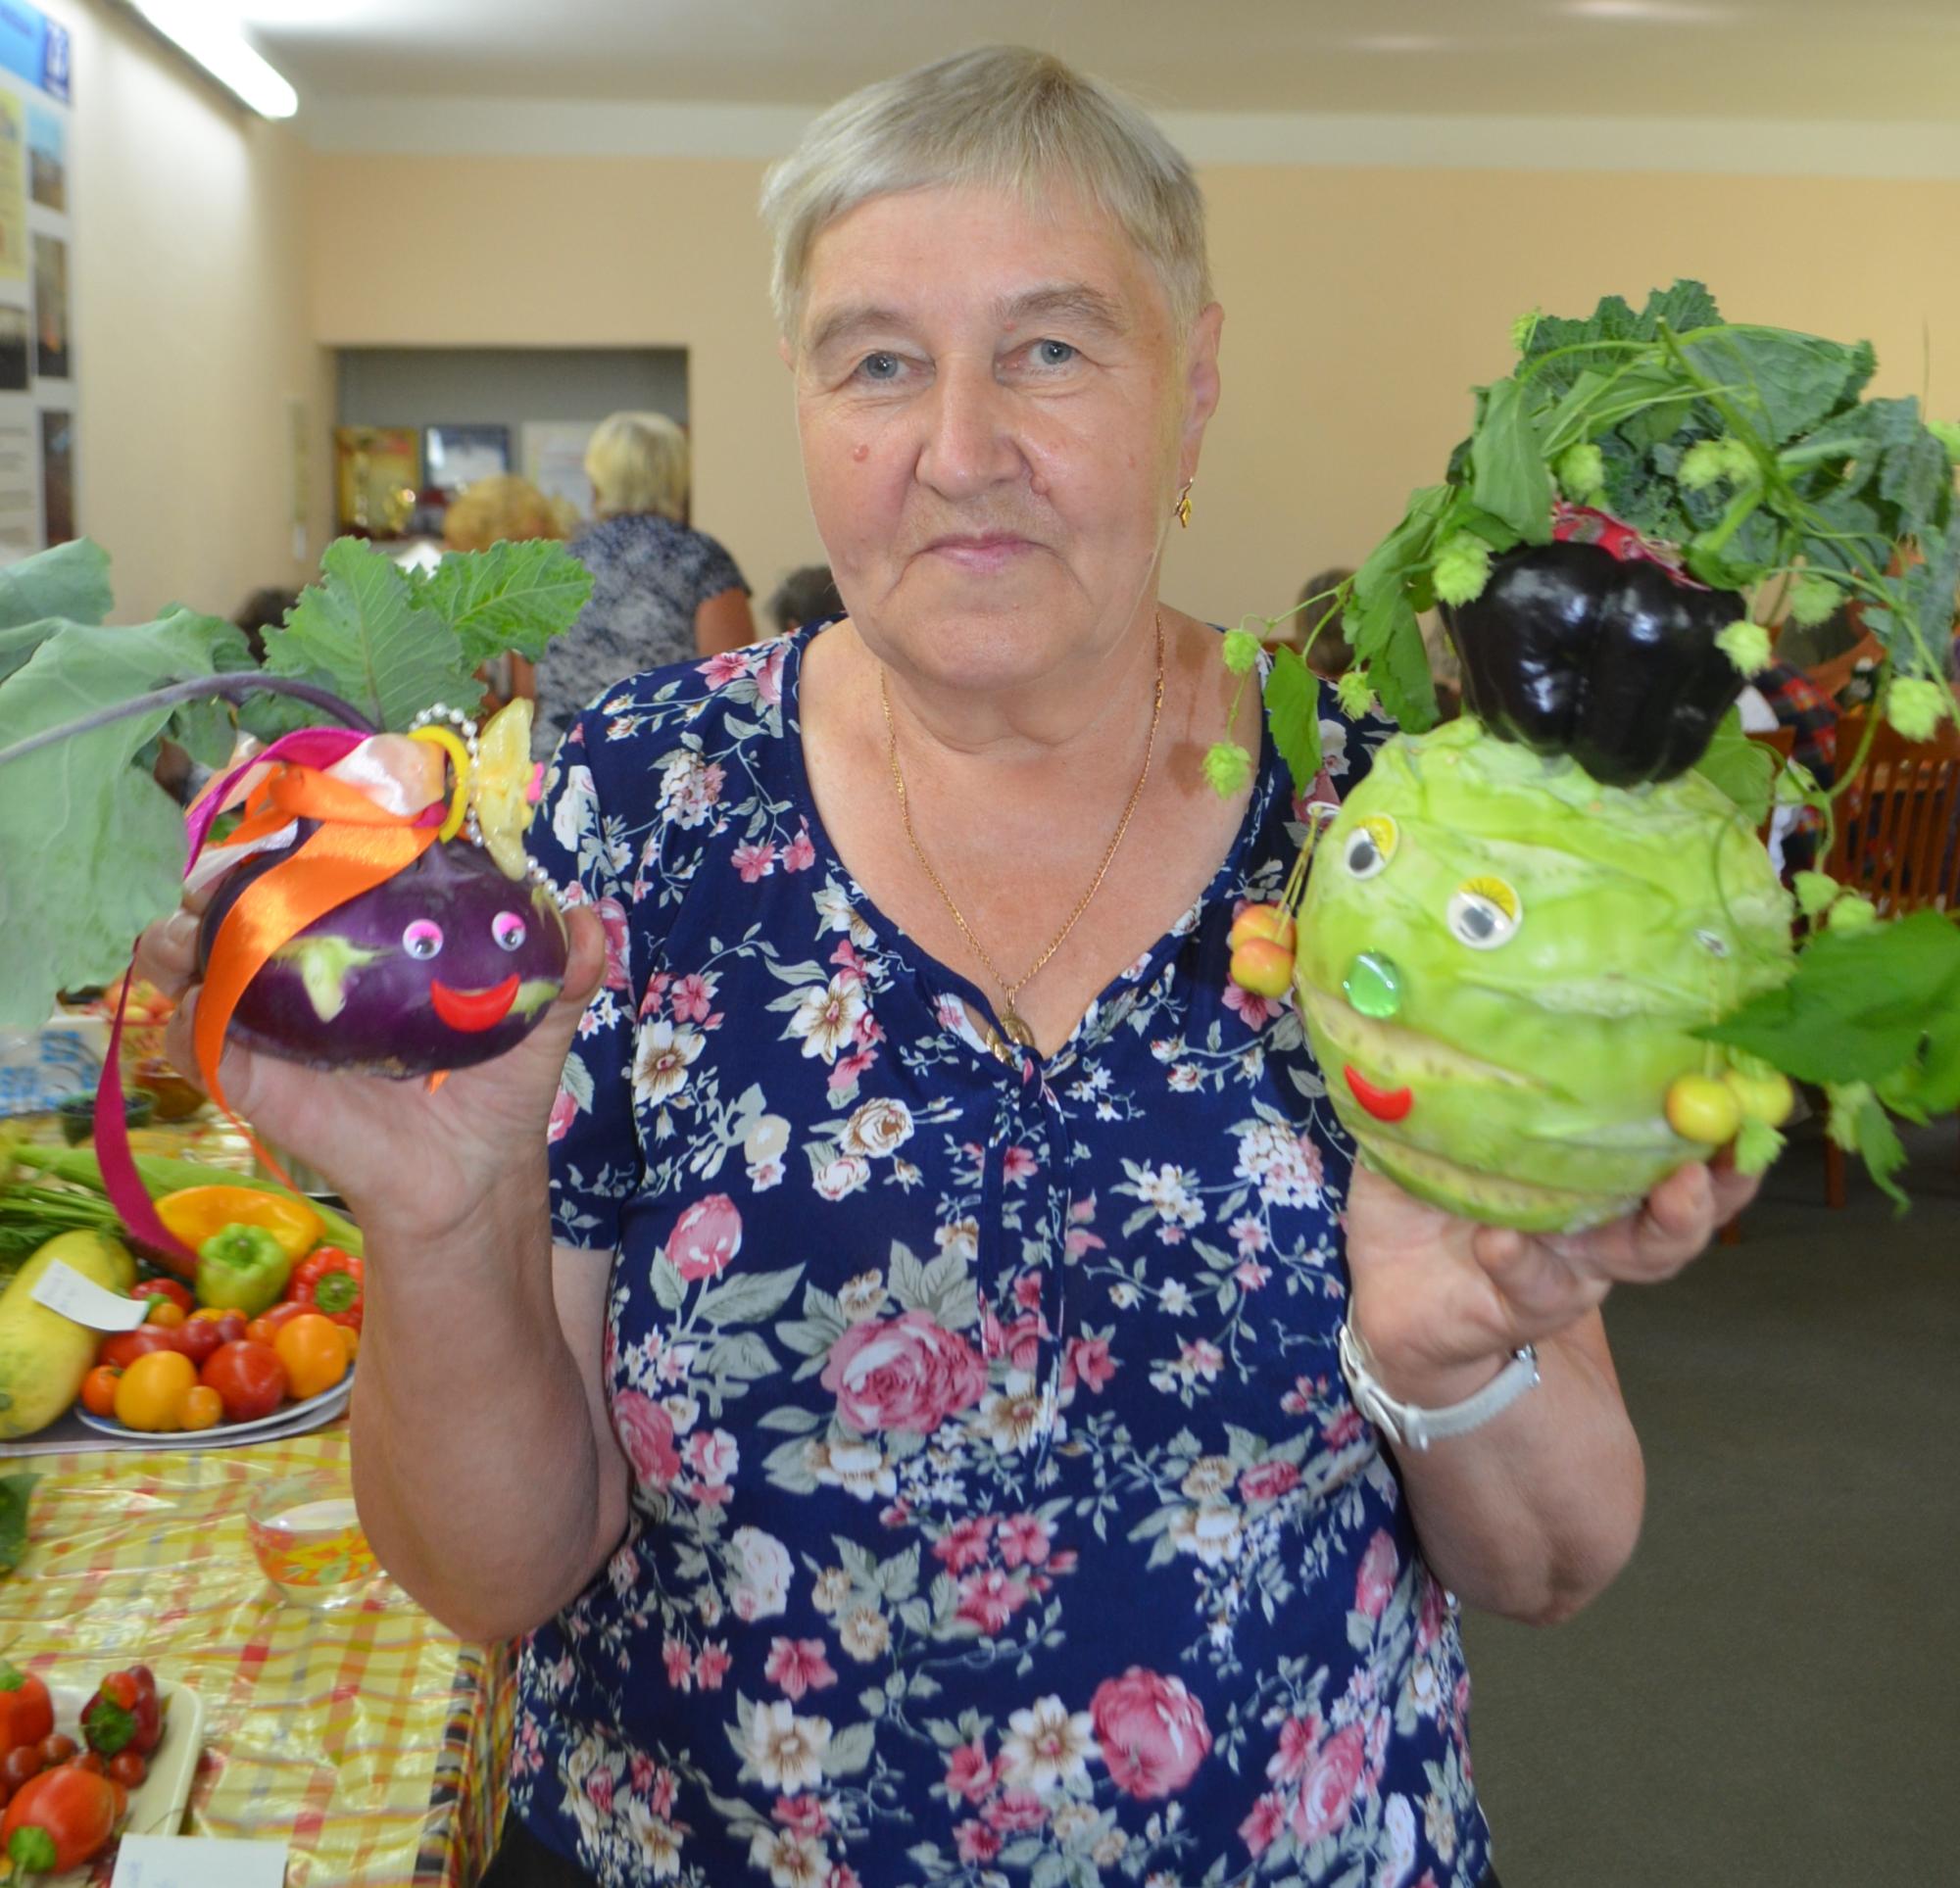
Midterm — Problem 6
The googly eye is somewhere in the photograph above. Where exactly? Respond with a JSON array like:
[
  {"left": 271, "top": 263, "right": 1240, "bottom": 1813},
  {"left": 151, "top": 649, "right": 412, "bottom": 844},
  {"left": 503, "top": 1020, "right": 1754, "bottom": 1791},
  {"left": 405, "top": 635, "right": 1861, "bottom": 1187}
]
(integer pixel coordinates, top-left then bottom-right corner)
[
  {"left": 1343, "top": 816, "right": 1397, "bottom": 879},
  {"left": 1446, "top": 877, "right": 1522, "bottom": 950},
  {"left": 492, "top": 911, "right": 528, "bottom": 952},
  {"left": 402, "top": 919, "right": 444, "bottom": 960}
]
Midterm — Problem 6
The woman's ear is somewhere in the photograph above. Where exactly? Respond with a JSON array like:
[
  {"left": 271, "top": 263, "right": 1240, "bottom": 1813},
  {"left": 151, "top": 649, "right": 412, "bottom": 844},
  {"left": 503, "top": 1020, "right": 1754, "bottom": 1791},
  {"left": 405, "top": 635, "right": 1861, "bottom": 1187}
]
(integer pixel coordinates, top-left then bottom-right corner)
[{"left": 1179, "top": 302, "right": 1225, "bottom": 471}]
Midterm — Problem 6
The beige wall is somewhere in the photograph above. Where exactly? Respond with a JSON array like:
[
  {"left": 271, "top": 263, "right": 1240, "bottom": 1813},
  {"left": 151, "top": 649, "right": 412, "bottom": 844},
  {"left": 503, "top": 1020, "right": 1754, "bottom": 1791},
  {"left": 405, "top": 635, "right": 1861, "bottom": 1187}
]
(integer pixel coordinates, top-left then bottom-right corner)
[
  {"left": 64, "top": 0, "right": 327, "bottom": 622},
  {"left": 306, "top": 149, "right": 1960, "bottom": 635}
]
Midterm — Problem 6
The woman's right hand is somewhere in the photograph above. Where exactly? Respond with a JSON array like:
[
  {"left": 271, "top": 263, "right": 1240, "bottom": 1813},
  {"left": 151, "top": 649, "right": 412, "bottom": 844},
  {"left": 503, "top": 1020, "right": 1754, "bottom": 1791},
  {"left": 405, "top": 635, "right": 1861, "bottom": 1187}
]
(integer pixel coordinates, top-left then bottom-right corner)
[{"left": 134, "top": 896, "right": 607, "bottom": 1241}]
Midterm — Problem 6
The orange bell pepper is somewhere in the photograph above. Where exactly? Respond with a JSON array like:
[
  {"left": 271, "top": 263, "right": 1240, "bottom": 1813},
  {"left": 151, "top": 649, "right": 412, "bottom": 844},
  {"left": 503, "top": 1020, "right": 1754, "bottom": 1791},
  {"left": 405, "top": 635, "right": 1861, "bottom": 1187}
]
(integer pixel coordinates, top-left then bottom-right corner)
[{"left": 154, "top": 1186, "right": 320, "bottom": 1264}]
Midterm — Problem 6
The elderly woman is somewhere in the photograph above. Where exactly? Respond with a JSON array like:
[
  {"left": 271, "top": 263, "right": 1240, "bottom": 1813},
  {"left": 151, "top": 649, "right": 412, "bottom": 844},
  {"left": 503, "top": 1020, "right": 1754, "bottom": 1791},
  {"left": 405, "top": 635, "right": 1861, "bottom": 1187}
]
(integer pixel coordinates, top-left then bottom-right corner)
[
  {"left": 143, "top": 47, "right": 1750, "bottom": 1888},
  {"left": 532, "top": 411, "right": 757, "bottom": 743}
]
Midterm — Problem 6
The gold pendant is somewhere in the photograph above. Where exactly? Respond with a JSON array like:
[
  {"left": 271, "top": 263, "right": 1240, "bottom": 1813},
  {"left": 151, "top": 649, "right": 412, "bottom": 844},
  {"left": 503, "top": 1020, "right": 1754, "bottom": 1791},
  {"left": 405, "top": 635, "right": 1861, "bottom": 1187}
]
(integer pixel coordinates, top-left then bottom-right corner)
[{"left": 999, "top": 1010, "right": 1037, "bottom": 1048}]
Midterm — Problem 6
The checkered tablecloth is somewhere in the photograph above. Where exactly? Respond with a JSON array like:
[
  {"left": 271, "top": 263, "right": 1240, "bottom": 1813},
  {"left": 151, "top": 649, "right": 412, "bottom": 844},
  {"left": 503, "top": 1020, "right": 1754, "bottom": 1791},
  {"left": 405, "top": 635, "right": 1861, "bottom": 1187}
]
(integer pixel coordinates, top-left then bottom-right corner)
[{"left": 0, "top": 1427, "right": 513, "bottom": 1887}]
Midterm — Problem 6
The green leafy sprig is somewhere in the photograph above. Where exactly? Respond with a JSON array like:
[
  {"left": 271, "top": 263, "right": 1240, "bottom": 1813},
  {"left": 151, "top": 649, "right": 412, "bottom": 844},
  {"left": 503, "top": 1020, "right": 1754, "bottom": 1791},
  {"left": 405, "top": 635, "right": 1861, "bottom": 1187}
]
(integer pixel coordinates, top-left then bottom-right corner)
[{"left": 1209, "top": 283, "right": 1960, "bottom": 1206}]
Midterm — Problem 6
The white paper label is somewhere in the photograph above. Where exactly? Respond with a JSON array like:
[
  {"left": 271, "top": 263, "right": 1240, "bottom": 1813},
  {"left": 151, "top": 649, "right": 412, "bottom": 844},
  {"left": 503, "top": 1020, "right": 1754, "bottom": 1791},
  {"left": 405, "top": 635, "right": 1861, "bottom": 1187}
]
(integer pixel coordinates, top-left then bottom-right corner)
[
  {"left": 29, "top": 1259, "right": 152, "bottom": 1331},
  {"left": 112, "top": 1837, "right": 290, "bottom": 1888}
]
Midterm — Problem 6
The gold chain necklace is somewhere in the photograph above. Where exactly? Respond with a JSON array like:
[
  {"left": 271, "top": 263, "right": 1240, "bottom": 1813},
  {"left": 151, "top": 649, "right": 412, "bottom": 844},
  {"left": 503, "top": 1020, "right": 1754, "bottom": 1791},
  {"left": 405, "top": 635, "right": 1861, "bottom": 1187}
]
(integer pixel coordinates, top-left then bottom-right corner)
[{"left": 880, "top": 615, "right": 1166, "bottom": 1059}]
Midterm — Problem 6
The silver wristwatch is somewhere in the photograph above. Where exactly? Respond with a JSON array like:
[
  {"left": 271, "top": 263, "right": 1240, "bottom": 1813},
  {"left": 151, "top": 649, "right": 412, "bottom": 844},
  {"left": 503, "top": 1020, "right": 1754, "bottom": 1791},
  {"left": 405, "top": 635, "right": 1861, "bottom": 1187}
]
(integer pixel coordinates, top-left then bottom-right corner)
[{"left": 1338, "top": 1322, "right": 1540, "bottom": 1453}]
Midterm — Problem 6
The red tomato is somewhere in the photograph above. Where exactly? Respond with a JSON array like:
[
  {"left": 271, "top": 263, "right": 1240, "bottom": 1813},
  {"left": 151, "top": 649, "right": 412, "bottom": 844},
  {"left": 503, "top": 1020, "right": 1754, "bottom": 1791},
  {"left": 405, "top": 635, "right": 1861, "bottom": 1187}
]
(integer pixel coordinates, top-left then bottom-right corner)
[
  {"left": 199, "top": 1340, "right": 287, "bottom": 1421},
  {"left": 35, "top": 1736, "right": 75, "bottom": 1767},
  {"left": 0, "top": 1747, "right": 41, "bottom": 1791},
  {"left": 189, "top": 1308, "right": 248, "bottom": 1345},
  {"left": 106, "top": 1751, "right": 146, "bottom": 1790},
  {"left": 79, "top": 1365, "right": 122, "bottom": 1418},
  {"left": 130, "top": 1279, "right": 194, "bottom": 1316},
  {"left": 98, "top": 1325, "right": 180, "bottom": 1371},
  {"left": 173, "top": 1318, "right": 224, "bottom": 1367}
]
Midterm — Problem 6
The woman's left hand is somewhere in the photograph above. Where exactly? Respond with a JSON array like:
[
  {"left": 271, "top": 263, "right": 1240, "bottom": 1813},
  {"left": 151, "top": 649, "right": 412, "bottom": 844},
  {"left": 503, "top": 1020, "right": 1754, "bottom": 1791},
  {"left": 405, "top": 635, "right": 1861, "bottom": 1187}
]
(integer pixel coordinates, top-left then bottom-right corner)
[{"left": 1343, "top": 1156, "right": 1759, "bottom": 1407}]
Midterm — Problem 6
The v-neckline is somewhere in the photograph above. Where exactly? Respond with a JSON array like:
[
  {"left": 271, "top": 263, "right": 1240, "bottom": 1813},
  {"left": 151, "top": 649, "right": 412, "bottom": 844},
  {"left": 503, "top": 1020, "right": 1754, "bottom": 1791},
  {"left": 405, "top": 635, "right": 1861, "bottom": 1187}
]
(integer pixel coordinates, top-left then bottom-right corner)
[{"left": 774, "top": 620, "right": 1283, "bottom": 1078}]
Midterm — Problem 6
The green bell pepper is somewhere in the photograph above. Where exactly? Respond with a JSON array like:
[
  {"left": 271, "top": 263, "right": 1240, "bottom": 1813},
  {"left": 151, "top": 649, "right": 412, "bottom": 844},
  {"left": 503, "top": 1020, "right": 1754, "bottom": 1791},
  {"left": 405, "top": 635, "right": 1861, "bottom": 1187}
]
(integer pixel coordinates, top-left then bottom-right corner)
[{"left": 194, "top": 1223, "right": 293, "bottom": 1317}]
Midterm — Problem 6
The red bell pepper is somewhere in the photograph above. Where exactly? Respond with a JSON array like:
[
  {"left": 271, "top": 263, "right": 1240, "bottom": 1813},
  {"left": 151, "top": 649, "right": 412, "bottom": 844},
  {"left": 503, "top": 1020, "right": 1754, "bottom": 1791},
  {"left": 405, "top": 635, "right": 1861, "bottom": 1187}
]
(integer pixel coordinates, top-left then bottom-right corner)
[
  {"left": 0, "top": 1765, "right": 125, "bottom": 1874},
  {"left": 0, "top": 1663, "right": 52, "bottom": 1754},
  {"left": 130, "top": 1279, "right": 195, "bottom": 1317},
  {"left": 285, "top": 1246, "right": 364, "bottom": 1331},
  {"left": 79, "top": 1668, "right": 161, "bottom": 1759}
]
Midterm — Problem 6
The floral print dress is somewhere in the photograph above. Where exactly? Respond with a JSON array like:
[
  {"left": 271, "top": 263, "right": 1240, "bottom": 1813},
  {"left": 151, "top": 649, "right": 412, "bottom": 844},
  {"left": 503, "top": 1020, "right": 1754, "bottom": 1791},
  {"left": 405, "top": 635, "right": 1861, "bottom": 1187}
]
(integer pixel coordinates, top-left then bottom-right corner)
[{"left": 516, "top": 624, "right": 1494, "bottom": 1888}]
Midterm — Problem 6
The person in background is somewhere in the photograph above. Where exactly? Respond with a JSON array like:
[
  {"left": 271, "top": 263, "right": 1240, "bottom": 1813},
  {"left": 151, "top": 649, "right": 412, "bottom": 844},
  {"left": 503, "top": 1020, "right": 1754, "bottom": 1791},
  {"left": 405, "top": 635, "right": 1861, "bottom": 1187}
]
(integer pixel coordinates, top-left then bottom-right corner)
[
  {"left": 766, "top": 561, "right": 844, "bottom": 635},
  {"left": 1738, "top": 654, "right": 1839, "bottom": 878},
  {"left": 1290, "top": 564, "right": 1354, "bottom": 678},
  {"left": 532, "top": 412, "right": 756, "bottom": 744},
  {"left": 442, "top": 475, "right": 572, "bottom": 711}
]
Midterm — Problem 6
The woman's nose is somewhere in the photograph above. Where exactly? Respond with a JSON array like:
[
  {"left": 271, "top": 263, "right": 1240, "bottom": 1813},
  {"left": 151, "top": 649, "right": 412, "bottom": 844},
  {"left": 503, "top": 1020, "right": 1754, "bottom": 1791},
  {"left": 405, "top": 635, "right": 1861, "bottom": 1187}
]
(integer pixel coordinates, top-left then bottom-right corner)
[{"left": 915, "top": 360, "right": 1022, "bottom": 499}]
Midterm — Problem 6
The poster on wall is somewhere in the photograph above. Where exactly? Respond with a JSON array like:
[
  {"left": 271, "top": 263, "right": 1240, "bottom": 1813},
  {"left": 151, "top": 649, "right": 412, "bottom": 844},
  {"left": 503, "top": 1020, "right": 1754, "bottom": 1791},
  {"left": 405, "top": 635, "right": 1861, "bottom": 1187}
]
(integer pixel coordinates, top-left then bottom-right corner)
[{"left": 0, "top": 2, "right": 71, "bottom": 560}]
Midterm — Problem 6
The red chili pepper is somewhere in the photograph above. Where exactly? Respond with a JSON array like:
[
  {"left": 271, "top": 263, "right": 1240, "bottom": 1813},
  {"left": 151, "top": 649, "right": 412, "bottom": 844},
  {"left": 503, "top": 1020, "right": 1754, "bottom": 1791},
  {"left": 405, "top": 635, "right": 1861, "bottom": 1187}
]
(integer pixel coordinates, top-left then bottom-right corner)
[
  {"left": 0, "top": 1665, "right": 52, "bottom": 1756},
  {"left": 129, "top": 1279, "right": 195, "bottom": 1317},
  {"left": 285, "top": 1247, "right": 364, "bottom": 1331}
]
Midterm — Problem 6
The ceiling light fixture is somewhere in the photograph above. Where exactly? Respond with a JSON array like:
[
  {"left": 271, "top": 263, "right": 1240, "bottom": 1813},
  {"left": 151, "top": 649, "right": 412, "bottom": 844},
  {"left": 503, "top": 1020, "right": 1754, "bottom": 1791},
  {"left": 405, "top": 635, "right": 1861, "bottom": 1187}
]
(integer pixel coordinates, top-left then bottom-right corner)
[
  {"left": 1567, "top": 1, "right": 1732, "bottom": 21},
  {"left": 126, "top": 1, "right": 299, "bottom": 118}
]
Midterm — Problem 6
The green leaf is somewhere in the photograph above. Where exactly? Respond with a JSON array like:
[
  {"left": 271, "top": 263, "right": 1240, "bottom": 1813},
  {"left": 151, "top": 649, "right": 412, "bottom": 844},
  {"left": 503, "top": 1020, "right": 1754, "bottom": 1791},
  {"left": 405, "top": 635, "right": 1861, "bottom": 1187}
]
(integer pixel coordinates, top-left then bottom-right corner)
[
  {"left": 1470, "top": 378, "right": 1554, "bottom": 541},
  {"left": 1699, "top": 910, "right": 1960, "bottom": 1087},
  {"left": 0, "top": 613, "right": 247, "bottom": 1026},
  {"left": 0, "top": 540, "right": 111, "bottom": 630},
  {"left": 695, "top": 1265, "right": 805, "bottom": 1328},
  {"left": 1639, "top": 280, "right": 1722, "bottom": 337},
  {"left": 1262, "top": 646, "right": 1322, "bottom": 794},
  {"left": 1690, "top": 709, "right": 1775, "bottom": 825},
  {"left": 413, "top": 540, "right": 595, "bottom": 668},
  {"left": 263, "top": 537, "right": 481, "bottom": 730},
  {"left": 822, "top": 1720, "right": 876, "bottom": 1777},
  {"left": 0, "top": 1473, "right": 37, "bottom": 1574},
  {"left": 1679, "top": 327, "right": 1874, "bottom": 450},
  {"left": 1345, "top": 486, "right": 1448, "bottom": 734}
]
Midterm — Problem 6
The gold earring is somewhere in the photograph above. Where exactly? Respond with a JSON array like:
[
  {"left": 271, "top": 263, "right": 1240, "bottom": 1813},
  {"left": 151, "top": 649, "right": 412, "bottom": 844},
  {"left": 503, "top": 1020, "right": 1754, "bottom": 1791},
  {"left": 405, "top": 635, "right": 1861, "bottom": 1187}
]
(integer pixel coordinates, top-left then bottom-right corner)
[{"left": 1176, "top": 479, "right": 1194, "bottom": 530}]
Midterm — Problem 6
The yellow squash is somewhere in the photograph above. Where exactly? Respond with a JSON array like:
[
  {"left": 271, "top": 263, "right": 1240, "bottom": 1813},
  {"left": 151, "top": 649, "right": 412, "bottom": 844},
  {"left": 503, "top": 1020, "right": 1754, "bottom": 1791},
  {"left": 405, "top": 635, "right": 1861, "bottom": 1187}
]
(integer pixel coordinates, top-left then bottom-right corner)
[{"left": 0, "top": 1230, "right": 137, "bottom": 1439}]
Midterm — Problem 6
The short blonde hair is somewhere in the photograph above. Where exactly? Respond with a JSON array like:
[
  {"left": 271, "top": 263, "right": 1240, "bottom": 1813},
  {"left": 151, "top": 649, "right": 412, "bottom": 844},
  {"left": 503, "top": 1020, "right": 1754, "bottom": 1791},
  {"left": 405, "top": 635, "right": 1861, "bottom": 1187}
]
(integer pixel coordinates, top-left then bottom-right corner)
[
  {"left": 441, "top": 474, "right": 566, "bottom": 552},
  {"left": 584, "top": 411, "right": 689, "bottom": 521},
  {"left": 760, "top": 46, "right": 1210, "bottom": 343}
]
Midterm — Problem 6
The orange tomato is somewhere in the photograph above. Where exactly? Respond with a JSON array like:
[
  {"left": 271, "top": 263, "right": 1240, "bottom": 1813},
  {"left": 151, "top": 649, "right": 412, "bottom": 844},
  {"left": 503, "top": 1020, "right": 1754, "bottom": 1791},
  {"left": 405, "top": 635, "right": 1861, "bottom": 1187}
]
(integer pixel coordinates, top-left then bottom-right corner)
[
  {"left": 113, "top": 1350, "right": 197, "bottom": 1431},
  {"left": 144, "top": 1301, "right": 186, "bottom": 1331},
  {"left": 272, "top": 1314, "right": 348, "bottom": 1401},
  {"left": 337, "top": 1325, "right": 360, "bottom": 1364},
  {"left": 79, "top": 1365, "right": 122, "bottom": 1418},
  {"left": 180, "top": 1385, "right": 223, "bottom": 1431}
]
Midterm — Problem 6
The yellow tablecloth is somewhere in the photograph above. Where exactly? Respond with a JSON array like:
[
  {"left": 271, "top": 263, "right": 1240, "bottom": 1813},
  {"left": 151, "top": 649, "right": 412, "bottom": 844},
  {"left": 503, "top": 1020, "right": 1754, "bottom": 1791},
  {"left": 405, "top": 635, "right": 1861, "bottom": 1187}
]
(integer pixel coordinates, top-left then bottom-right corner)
[{"left": 0, "top": 1428, "right": 512, "bottom": 1887}]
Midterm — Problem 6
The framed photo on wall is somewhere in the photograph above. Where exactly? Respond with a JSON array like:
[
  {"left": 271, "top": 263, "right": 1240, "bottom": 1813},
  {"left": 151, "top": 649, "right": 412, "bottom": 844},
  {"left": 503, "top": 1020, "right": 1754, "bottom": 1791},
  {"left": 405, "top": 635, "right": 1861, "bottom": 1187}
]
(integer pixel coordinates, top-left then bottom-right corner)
[
  {"left": 333, "top": 425, "right": 420, "bottom": 537},
  {"left": 424, "top": 423, "right": 510, "bottom": 494}
]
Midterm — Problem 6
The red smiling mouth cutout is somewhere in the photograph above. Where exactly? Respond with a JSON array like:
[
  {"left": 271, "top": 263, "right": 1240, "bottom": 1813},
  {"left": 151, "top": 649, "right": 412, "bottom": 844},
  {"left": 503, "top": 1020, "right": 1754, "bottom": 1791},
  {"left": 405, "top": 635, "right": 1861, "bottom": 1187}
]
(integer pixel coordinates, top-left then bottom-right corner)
[
  {"left": 429, "top": 975, "right": 519, "bottom": 1033},
  {"left": 1345, "top": 1065, "right": 1413, "bottom": 1123}
]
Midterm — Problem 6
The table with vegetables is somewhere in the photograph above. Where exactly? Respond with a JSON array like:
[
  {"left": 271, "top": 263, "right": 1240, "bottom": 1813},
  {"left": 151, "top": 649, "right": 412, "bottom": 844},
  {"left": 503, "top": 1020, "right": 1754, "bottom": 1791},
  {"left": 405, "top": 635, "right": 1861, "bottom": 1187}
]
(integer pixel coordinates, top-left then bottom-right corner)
[{"left": 0, "top": 1119, "right": 514, "bottom": 1887}]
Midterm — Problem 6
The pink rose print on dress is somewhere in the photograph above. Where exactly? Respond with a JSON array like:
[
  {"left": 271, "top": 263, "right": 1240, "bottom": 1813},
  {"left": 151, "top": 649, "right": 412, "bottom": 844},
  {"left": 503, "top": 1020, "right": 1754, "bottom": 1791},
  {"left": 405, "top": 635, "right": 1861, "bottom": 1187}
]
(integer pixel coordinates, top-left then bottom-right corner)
[
  {"left": 547, "top": 1085, "right": 579, "bottom": 1146},
  {"left": 612, "top": 1392, "right": 681, "bottom": 1488},
  {"left": 666, "top": 1193, "right": 742, "bottom": 1281},
  {"left": 820, "top": 1310, "right": 988, "bottom": 1434},
  {"left": 1291, "top": 1723, "right": 1367, "bottom": 1845},
  {"left": 1355, "top": 1528, "right": 1399, "bottom": 1620},
  {"left": 943, "top": 1740, "right": 998, "bottom": 1806},
  {"left": 1089, "top": 1668, "right": 1212, "bottom": 1800},
  {"left": 932, "top": 1515, "right": 994, "bottom": 1573},
  {"left": 1062, "top": 1334, "right": 1117, "bottom": 1394},
  {"left": 1238, "top": 1459, "right": 1301, "bottom": 1505},
  {"left": 955, "top": 1569, "right": 1032, "bottom": 1634},
  {"left": 595, "top": 896, "right": 630, "bottom": 991},
  {"left": 763, "top": 1637, "right": 838, "bottom": 1701}
]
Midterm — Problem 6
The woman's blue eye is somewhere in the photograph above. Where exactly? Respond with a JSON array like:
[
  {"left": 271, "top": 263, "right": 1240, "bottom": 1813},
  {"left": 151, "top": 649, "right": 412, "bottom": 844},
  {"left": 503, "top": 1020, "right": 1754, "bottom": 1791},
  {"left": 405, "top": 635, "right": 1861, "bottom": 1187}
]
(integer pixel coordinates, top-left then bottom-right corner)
[
  {"left": 1034, "top": 340, "right": 1077, "bottom": 366},
  {"left": 858, "top": 352, "right": 902, "bottom": 381}
]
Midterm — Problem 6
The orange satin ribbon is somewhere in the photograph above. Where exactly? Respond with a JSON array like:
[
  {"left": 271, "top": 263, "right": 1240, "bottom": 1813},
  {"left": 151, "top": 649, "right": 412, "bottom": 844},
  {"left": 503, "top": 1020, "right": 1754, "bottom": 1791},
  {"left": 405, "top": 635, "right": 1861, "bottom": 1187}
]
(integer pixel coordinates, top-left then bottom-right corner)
[{"left": 195, "top": 763, "right": 435, "bottom": 1156}]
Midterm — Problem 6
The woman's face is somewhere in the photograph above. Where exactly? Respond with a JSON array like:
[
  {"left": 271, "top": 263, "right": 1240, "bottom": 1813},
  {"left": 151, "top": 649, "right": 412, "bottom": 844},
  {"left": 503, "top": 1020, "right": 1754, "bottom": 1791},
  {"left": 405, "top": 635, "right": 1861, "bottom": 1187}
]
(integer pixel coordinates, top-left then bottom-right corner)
[{"left": 789, "top": 182, "right": 1221, "bottom": 694}]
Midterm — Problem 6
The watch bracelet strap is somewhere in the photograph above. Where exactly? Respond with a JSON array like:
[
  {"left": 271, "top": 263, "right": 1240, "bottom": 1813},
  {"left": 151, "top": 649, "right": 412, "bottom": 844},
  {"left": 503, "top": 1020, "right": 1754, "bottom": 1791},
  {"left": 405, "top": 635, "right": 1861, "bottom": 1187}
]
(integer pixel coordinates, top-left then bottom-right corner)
[{"left": 1338, "top": 1321, "right": 1540, "bottom": 1452}]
